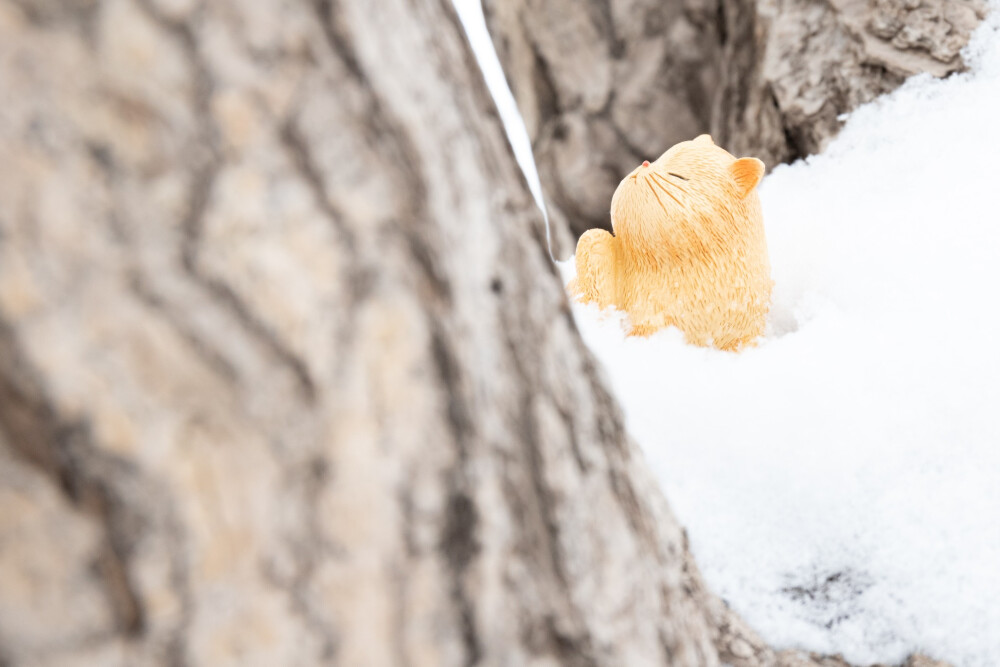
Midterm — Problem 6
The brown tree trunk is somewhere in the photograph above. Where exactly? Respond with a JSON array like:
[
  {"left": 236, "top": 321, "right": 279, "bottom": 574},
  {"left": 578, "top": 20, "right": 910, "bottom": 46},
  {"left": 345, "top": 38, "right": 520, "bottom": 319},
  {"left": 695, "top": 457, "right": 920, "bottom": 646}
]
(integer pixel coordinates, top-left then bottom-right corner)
[{"left": 483, "top": 0, "right": 985, "bottom": 251}]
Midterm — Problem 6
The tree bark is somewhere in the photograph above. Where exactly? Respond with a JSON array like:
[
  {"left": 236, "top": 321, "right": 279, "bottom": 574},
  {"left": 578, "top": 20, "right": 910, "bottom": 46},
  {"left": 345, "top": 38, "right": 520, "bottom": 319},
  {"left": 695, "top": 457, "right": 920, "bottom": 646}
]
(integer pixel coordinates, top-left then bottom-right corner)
[
  {"left": 483, "top": 0, "right": 986, "bottom": 251},
  {"left": 0, "top": 1, "right": 958, "bottom": 666}
]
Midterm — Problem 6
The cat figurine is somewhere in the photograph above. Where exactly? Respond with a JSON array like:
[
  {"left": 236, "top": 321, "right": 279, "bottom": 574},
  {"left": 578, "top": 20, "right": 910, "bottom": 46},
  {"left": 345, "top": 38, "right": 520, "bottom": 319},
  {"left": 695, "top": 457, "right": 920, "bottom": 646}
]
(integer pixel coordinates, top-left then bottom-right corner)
[{"left": 568, "top": 135, "right": 772, "bottom": 351}]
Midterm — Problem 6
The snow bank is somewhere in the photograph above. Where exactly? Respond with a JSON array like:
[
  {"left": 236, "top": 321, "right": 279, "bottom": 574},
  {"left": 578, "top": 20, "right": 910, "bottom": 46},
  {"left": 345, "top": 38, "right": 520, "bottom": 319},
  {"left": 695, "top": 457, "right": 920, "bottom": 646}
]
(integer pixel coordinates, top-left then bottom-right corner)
[
  {"left": 456, "top": 0, "right": 1000, "bottom": 663},
  {"left": 569, "top": 8, "right": 1000, "bottom": 666}
]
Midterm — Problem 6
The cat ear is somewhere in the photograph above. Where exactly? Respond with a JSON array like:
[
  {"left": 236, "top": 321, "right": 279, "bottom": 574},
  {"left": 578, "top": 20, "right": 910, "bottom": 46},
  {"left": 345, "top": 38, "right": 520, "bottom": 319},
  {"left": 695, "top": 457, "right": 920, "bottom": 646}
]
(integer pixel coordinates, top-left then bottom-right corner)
[
  {"left": 730, "top": 157, "right": 765, "bottom": 197},
  {"left": 694, "top": 134, "right": 714, "bottom": 145}
]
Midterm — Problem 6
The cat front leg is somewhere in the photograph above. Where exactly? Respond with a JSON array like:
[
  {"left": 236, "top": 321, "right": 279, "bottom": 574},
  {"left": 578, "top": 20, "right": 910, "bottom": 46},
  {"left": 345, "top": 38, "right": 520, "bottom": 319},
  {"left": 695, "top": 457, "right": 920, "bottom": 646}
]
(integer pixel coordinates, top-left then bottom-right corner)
[{"left": 570, "top": 229, "right": 618, "bottom": 308}]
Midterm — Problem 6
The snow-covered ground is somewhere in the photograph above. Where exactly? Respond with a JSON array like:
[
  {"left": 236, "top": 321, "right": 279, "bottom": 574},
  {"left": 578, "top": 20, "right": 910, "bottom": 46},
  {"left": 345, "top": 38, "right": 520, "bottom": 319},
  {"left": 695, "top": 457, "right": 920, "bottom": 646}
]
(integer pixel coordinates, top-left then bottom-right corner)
[{"left": 456, "top": 1, "right": 1000, "bottom": 665}]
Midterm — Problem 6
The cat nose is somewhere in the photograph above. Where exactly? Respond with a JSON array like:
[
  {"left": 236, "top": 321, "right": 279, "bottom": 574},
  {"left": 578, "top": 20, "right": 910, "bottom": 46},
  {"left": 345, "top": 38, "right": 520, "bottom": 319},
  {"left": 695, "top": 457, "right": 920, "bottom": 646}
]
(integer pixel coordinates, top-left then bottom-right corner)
[{"left": 642, "top": 160, "right": 650, "bottom": 167}]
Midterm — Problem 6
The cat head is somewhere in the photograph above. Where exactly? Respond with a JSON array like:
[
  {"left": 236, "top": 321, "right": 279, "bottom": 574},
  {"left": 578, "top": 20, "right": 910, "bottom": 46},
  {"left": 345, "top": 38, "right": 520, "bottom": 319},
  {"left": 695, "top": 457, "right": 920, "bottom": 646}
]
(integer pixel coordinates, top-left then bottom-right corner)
[{"left": 610, "top": 135, "right": 764, "bottom": 264}]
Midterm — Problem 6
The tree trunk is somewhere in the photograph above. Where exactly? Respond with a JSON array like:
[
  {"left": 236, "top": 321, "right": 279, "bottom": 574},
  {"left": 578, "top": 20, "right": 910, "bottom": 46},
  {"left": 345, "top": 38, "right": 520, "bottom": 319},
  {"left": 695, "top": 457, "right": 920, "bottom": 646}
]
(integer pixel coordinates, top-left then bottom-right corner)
[
  {"left": 483, "top": 0, "right": 986, "bottom": 251},
  {"left": 0, "top": 0, "right": 757, "bottom": 665}
]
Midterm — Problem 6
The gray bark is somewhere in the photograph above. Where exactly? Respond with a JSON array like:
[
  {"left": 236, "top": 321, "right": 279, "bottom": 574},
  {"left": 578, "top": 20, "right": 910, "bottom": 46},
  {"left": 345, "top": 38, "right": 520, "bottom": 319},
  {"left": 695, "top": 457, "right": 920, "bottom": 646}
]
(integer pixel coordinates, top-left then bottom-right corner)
[{"left": 484, "top": 0, "right": 986, "bottom": 251}]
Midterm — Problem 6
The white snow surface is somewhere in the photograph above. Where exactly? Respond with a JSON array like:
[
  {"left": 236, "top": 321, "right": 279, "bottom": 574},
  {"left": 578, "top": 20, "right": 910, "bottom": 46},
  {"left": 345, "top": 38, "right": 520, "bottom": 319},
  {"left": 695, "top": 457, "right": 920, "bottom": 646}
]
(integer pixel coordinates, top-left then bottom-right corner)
[
  {"left": 457, "top": 1, "right": 1000, "bottom": 664},
  {"left": 451, "top": 0, "right": 545, "bottom": 210}
]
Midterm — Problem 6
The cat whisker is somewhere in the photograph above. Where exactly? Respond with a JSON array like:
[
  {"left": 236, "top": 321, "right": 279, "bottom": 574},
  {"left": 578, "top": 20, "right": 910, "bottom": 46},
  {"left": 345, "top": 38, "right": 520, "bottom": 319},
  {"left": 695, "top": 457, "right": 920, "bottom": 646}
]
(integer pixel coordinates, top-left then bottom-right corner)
[
  {"left": 645, "top": 176, "right": 683, "bottom": 208},
  {"left": 647, "top": 176, "right": 685, "bottom": 207},
  {"left": 644, "top": 178, "right": 671, "bottom": 216},
  {"left": 651, "top": 171, "right": 689, "bottom": 195}
]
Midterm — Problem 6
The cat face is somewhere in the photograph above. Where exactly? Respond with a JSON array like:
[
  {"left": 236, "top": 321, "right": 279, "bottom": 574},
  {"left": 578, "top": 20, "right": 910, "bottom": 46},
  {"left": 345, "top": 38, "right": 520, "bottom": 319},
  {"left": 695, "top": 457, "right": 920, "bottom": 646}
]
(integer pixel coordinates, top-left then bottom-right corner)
[{"left": 610, "top": 135, "right": 764, "bottom": 263}]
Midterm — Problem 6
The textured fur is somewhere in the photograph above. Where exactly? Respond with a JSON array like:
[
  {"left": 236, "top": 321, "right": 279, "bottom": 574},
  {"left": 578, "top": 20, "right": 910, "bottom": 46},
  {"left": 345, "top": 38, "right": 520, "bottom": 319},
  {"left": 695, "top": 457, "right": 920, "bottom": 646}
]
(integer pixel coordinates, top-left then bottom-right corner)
[{"left": 569, "top": 135, "right": 772, "bottom": 350}]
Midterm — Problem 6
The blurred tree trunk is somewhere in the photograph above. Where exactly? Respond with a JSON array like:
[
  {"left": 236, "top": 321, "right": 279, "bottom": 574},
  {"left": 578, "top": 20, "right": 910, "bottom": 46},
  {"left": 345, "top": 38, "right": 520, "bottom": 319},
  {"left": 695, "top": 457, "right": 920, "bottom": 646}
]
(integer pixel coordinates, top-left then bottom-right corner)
[
  {"left": 483, "top": 0, "right": 985, "bottom": 252},
  {"left": 0, "top": 0, "right": 791, "bottom": 665}
]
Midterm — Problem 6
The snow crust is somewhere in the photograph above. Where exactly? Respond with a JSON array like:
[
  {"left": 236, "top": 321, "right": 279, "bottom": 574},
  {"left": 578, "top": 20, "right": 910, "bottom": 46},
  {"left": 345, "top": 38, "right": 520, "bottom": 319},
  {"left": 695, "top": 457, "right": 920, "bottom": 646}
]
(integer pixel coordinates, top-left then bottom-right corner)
[
  {"left": 568, "top": 8, "right": 1000, "bottom": 666},
  {"left": 456, "top": 0, "right": 1000, "bottom": 663}
]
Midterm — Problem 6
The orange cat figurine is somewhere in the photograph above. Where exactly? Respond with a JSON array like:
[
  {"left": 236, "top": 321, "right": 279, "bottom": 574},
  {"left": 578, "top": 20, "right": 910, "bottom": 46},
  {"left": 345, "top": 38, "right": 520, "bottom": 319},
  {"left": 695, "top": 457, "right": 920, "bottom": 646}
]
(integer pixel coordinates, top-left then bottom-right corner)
[{"left": 568, "top": 135, "right": 772, "bottom": 351}]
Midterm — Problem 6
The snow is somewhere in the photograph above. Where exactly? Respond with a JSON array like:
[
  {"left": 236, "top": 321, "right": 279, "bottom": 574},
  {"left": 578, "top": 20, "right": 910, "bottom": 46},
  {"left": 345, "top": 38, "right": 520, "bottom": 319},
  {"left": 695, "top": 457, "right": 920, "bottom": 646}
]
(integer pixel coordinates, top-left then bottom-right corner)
[
  {"left": 457, "top": 1, "right": 1000, "bottom": 665},
  {"left": 451, "top": 0, "right": 545, "bottom": 211}
]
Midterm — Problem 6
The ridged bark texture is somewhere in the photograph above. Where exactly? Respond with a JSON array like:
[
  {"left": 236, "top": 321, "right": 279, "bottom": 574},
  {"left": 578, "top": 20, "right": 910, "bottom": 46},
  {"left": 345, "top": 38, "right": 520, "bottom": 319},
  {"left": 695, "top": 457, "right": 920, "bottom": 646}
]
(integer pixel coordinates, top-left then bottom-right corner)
[{"left": 0, "top": 0, "right": 755, "bottom": 664}]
